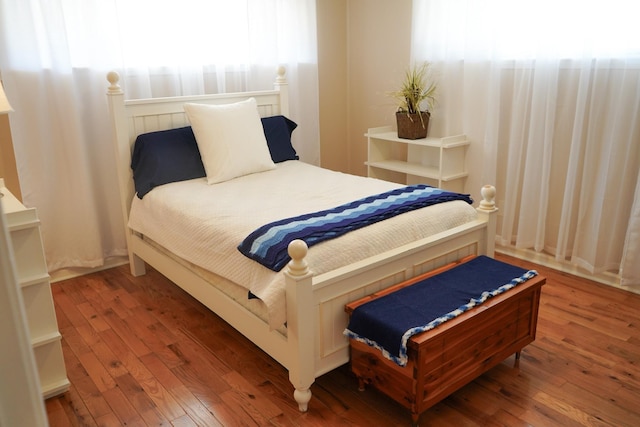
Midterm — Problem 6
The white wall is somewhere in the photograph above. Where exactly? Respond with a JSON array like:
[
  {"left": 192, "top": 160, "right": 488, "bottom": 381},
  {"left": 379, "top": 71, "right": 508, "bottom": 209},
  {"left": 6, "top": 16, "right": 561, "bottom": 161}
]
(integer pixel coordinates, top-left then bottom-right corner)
[
  {"left": 316, "top": 0, "right": 349, "bottom": 172},
  {"left": 317, "top": 0, "right": 413, "bottom": 176},
  {"left": 346, "top": 0, "right": 413, "bottom": 177}
]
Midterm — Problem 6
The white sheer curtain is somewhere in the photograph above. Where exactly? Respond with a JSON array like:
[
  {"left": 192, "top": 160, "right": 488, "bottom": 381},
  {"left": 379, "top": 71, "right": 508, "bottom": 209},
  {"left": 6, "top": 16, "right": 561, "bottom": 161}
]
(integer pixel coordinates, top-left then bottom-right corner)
[
  {"left": 412, "top": 0, "right": 640, "bottom": 290},
  {"left": 0, "top": 0, "right": 319, "bottom": 272}
]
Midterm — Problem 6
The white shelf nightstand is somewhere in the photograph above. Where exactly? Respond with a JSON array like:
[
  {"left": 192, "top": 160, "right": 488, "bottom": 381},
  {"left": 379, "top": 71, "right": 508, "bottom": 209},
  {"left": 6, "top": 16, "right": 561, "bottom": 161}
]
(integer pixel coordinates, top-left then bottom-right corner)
[
  {"left": 0, "top": 178, "right": 69, "bottom": 399},
  {"left": 365, "top": 126, "right": 470, "bottom": 192}
]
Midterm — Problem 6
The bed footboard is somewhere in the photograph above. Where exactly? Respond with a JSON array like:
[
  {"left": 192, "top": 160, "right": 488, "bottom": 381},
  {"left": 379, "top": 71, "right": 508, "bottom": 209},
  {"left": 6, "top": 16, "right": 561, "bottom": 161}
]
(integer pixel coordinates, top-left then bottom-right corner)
[{"left": 282, "top": 188, "right": 498, "bottom": 411}]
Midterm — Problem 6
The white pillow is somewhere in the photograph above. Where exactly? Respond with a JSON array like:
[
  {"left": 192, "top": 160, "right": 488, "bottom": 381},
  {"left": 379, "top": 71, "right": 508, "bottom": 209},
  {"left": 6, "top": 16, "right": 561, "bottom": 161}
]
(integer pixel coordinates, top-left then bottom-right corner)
[{"left": 184, "top": 98, "right": 275, "bottom": 184}]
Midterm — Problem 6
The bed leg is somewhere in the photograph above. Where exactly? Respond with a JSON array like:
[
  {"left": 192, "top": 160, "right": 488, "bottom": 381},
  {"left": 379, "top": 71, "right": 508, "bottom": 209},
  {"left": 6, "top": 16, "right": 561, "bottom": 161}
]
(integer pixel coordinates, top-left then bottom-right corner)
[
  {"left": 294, "top": 388, "right": 312, "bottom": 412},
  {"left": 129, "top": 252, "right": 146, "bottom": 276}
]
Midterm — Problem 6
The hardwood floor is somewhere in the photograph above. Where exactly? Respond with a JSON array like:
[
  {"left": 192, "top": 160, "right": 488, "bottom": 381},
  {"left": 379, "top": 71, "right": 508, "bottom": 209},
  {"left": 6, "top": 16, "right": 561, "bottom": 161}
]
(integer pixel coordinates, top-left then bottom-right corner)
[{"left": 45, "top": 254, "right": 640, "bottom": 426}]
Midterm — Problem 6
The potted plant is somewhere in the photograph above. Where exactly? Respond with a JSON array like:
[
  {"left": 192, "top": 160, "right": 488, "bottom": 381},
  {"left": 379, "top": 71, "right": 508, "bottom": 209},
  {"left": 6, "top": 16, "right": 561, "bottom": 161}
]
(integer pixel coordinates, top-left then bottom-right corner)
[{"left": 391, "top": 62, "right": 437, "bottom": 139}]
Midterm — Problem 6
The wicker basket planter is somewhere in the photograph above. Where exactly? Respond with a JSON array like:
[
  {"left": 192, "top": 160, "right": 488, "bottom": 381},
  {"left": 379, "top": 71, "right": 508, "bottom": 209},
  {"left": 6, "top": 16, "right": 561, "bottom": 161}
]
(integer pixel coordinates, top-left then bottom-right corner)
[{"left": 396, "top": 111, "right": 430, "bottom": 140}]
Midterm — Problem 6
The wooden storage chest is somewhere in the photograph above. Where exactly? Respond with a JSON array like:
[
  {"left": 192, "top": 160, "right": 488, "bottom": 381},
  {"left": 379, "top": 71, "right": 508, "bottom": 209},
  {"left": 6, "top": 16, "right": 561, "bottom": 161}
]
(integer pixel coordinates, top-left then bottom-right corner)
[{"left": 345, "top": 257, "right": 545, "bottom": 426}]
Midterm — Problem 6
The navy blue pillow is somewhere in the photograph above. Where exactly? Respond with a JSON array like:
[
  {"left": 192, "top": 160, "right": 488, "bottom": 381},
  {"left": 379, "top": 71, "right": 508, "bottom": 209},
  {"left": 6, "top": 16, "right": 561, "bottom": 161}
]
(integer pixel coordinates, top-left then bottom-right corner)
[
  {"left": 131, "top": 116, "right": 298, "bottom": 198},
  {"left": 261, "top": 115, "right": 299, "bottom": 162},
  {"left": 131, "top": 126, "right": 206, "bottom": 198}
]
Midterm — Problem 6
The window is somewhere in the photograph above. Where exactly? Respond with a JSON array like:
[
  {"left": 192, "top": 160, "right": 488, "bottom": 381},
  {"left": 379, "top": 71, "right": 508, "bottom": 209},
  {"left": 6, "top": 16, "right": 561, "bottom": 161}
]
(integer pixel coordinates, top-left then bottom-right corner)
[{"left": 413, "top": 0, "right": 640, "bottom": 61}]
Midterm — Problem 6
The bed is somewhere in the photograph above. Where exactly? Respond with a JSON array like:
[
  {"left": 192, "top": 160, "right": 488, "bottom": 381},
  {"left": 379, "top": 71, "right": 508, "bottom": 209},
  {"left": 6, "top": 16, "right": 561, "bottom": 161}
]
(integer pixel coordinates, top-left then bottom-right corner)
[{"left": 105, "top": 67, "right": 499, "bottom": 412}]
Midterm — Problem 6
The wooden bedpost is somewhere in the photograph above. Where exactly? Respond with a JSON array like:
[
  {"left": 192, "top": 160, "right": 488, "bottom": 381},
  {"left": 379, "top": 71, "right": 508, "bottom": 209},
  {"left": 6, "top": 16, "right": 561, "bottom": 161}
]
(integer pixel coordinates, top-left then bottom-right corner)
[
  {"left": 274, "top": 66, "right": 290, "bottom": 117},
  {"left": 106, "top": 71, "right": 146, "bottom": 276},
  {"left": 476, "top": 185, "right": 498, "bottom": 257},
  {"left": 284, "top": 239, "right": 314, "bottom": 411}
]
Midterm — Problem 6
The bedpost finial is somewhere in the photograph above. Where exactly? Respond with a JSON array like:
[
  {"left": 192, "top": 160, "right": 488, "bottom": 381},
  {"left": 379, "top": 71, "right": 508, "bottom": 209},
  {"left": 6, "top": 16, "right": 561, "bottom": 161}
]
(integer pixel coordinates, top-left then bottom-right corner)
[
  {"left": 287, "top": 239, "right": 309, "bottom": 276},
  {"left": 107, "top": 71, "right": 122, "bottom": 94},
  {"left": 479, "top": 185, "right": 497, "bottom": 211},
  {"left": 276, "top": 65, "right": 287, "bottom": 84}
]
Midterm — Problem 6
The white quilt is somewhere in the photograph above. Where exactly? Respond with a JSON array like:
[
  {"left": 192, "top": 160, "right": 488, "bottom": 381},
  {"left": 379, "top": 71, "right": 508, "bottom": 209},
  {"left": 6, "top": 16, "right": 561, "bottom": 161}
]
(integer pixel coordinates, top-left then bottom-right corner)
[{"left": 128, "top": 161, "right": 478, "bottom": 329}]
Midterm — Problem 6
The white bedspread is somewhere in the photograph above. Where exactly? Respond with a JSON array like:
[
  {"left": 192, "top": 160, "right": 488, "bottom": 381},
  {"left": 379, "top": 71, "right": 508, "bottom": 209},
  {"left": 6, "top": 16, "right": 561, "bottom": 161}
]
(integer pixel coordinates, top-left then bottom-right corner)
[{"left": 128, "top": 161, "right": 478, "bottom": 329}]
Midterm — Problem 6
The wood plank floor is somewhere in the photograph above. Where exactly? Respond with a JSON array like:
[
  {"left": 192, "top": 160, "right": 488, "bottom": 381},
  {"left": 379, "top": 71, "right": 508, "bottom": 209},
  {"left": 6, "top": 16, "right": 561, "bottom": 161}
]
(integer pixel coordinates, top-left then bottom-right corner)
[{"left": 45, "top": 254, "right": 640, "bottom": 426}]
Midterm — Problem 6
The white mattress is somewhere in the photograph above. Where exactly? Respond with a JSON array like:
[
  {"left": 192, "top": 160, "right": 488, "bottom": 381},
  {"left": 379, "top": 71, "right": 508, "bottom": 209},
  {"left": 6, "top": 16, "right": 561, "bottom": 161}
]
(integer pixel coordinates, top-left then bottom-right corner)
[{"left": 128, "top": 161, "right": 478, "bottom": 329}]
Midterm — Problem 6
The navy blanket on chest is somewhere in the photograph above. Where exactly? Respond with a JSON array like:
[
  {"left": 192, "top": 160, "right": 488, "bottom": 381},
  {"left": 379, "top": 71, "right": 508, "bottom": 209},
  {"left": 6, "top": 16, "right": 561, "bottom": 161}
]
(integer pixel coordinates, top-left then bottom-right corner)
[
  {"left": 344, "top": 256, "right": 538, "bottom": 366},
  {"left": 237, "top": 185, "right": 473, "bottom": 272}
]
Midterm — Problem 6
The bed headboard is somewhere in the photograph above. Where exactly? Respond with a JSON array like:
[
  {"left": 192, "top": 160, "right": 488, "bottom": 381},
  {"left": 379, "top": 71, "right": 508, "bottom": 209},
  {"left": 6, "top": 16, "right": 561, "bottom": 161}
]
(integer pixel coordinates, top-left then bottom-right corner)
[{"left": 106, "top": 67, "right": 289, "bottom": 227}]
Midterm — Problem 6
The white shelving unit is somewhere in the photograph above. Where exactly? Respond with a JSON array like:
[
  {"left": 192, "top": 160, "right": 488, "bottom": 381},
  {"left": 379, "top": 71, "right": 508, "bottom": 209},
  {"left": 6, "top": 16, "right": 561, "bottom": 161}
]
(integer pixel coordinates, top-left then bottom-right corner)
[
  {"left": 0, "top": 179, "right": 69, "bottom": 399},
  {"left": 365, "top": 126, "right": 470, "bottom": 192}
]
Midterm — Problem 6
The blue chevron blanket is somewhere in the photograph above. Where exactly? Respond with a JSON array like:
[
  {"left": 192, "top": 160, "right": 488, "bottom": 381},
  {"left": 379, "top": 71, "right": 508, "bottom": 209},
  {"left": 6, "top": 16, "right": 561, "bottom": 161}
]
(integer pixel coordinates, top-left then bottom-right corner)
[
  {"left": 237, "top": 185, "right": 473, "bottom": 272},
  {"left": 344, "top": 256, "right": 538, "bottom": 367}
]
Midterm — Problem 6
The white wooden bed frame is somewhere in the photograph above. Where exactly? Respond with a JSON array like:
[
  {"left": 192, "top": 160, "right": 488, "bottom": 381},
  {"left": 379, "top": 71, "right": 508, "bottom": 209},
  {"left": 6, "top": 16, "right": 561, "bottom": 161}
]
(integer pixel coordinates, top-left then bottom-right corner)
[{"left": 106, "top": 67, "right": 499, "bottom": 412}]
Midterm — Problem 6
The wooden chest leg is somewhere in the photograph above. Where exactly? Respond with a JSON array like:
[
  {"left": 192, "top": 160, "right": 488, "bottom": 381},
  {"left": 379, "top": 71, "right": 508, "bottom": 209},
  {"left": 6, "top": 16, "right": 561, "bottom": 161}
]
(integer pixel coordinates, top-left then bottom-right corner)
[{"left": 514, "top": 350, "right": 522, "bottom": 368}]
